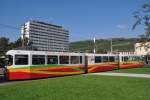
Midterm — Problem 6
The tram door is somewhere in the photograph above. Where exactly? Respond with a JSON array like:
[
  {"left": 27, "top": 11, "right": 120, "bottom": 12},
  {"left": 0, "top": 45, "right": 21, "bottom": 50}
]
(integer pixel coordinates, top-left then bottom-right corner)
[{"left": 145, "top": 55, "right": 150, "bottom": 65}]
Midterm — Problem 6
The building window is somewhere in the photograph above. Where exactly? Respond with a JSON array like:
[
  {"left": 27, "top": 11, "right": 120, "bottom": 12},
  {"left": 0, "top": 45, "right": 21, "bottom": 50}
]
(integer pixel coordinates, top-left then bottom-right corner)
[
  {"left": 15, "top": 55, "right": 28, "bottom": 65},
  {"left": 47, "top": 56, "right": 58, "bottom": 64},
  {"left": 59, "top": 56, "right": 69, "bottom": 64},
  {"left": 32, "top": 55, "right": 45, "bottom": 65}
]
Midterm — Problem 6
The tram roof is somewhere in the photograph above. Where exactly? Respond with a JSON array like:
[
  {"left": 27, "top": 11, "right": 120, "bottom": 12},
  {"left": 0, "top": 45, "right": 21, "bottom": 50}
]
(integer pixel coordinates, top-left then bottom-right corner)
[
  {"left": 6, "top": 50, "right": 84, "bottom": 56},
  {"left": 6, "top": 50, "right": 141, "bottom": 56}
]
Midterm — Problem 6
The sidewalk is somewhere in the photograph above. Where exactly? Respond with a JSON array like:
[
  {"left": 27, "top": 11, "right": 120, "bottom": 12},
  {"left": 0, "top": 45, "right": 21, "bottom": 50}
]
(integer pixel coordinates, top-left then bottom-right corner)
[{"left": 88, "top": 72, "right": 150, "bottom": 78}]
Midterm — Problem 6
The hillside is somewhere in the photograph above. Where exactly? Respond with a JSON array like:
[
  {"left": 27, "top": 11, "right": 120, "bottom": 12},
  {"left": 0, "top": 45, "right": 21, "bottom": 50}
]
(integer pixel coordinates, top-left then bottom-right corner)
[{"left": 69, "top": 38, "right": 139, "bottom": 53}]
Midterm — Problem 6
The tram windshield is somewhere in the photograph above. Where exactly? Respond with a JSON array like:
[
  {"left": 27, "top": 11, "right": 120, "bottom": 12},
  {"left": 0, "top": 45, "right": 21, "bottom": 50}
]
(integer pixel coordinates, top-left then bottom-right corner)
[{"left": 5, "top": 55, "right": 13, "bottom": 66}]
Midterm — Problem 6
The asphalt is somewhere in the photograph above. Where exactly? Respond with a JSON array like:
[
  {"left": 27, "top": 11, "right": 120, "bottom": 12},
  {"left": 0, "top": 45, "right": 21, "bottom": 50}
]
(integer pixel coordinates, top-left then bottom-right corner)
[
  {"left": 0, "top": 76, "right": 61, "bottom": 86},
  {"left": 88, "top": 72, "right": 150, "bottom": 78}
]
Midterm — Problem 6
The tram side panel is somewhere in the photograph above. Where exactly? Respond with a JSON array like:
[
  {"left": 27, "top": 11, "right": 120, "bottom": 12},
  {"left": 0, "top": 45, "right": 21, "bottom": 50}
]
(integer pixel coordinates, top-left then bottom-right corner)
[
  {"left": 120, "top": 55, "right": 144, "bottom": 69},
  {"left": 120, "top": 63, "right": 144, "bottom": 69},
  {"left": 5, "top": 50, "right": 145, "bottom": 81},
  {"left": 30, "top": 65, "right": 85, "bottom": 79},
  {"left": 7, "top": 67, "right": 31, "bottom": 80},
  {"left": 29, "top": 55, "right": 85, "bottom": 79},
  {"left": 5, "top": 54, "right": 31, "bottom": 80},
  {"left": 7, "top": 64, "right": 85, "bottom": 81},
  {"left": 6, "top": 51, "right": 85, "bottom": 80},
  {"left": 87, "top": 55, "right": 117, "bottom": 73}
]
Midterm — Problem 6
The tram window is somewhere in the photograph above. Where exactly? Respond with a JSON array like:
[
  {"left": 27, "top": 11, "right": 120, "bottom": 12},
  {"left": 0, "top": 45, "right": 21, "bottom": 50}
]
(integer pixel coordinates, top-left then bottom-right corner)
[
  {"left": 103, "top": 56, "right": 108, "bottom": 62},
  {"left": 5, "top": 55, "right": 13, "bottom": 66},
  {"left": 109, "top": 56, "right": 115, "bottom": 62},
  {"left": 134, "top": 56, "right": 137, "bottom": 61},
  {"left": 15, "top": 55, "right": 28, "bottom": 65},
  {"left": 141, "top": 57, "right": 144, "bottom": 61},
  {"left": 147, "top": 56, "right": 150, "bottom": 61},
  {"left": 137, "top": 56, "right": 141, "bottom": 61},
  {"left": 32, "top": 55, "right": 45, "bottom": 65},
  {"left": 71, "top": 56, "right": 79, "bottom": 64},
  {"left": 124, "top": 56, "right": 128, "bottom": 61},
  {"left": 133, "top": 56, "right": 137, "bottom": 61},
  {"left": 80, "top": 56, "right": 82, "bottom": 64},
  {"left": 59, "top": 56, "right": 69, "bottom": 64},
  {"left": 47, "top": 56, "right": 58, "bottom": 64},
  {"left": 122, "top": 57, "right": 124, "bottom": 62},
  {"left": 128, "top": 56, "right": 133, "bottom": 61},
  {"left": 95, "top": 56, "right": 102, "bottom": 63}
]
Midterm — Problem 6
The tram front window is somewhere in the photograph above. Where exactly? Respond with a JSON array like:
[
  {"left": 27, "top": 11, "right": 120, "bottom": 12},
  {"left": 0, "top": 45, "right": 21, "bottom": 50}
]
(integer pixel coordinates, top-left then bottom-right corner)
[{"left": 5, "top": 55, "right": 13, "bottom": 66}]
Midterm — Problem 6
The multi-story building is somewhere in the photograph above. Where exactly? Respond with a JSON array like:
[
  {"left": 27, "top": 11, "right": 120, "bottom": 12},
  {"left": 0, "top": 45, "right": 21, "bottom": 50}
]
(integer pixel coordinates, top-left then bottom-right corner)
[
  {"left": 21, "top": 20, "right": 69, "bottom": 52},
  {"left": 135, "top": 42, "right": 150, "bottom": 55}
]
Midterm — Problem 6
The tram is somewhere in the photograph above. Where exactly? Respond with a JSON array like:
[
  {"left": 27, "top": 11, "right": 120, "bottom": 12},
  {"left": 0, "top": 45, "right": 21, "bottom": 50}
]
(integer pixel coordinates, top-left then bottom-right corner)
[
  {"left": 4, "top": 50, "right": 144, "bottom": 80},
  {"left": 120, "top": 54, "right": 144, "bottom": 69}
]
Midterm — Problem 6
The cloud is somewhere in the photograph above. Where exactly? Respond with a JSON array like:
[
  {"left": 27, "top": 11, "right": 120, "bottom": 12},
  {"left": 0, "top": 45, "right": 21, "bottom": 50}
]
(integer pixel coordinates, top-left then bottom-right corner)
[{"left": 116, "top": 24, "right": 128, "bottom": 30}]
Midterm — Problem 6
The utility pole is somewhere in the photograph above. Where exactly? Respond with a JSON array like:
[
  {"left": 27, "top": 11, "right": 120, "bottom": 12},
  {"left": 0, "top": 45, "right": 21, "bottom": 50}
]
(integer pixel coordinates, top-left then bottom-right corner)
[
  {"left": 22, "top": 24, "right": 26, "bottom": 47},
  {"left": 93, "top": 37, "right": 96, "bottom": 54},
  {"left": 117, "top": 53, "right": 120, "bottom": 69},
  {"left": 110, "top": 38, "right": 113, "bottom": 54}
]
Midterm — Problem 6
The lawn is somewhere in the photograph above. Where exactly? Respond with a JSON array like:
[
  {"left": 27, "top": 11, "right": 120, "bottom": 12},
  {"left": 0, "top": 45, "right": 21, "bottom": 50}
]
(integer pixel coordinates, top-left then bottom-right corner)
[
  {"left": 0, "top": 75, "right": 150, "bottom": 100},
  {"left": 112, "top": 67, "right": 150, "bottom": 74}
]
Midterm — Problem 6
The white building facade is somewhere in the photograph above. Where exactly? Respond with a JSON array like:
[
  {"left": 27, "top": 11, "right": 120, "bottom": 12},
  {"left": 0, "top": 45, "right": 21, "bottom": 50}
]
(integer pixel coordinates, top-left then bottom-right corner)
[
  {"left": 135, "top": 42, "right": 150, "bottom": 55},
  {"left": 21, "top": 20, "right": 69, "bottom": 52}
]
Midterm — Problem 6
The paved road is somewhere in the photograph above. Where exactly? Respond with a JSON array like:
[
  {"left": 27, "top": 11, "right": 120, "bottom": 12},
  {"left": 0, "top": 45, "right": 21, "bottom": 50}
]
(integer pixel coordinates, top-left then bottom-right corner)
[
  {"left": 0, "top": 77, "right": 60, "bottom": 86},
  {"left": 0, "top": 80, "right": 30, "bottom": 86},
  {"left": 88, "top": 72, "right": 150, "bottom": 78}
]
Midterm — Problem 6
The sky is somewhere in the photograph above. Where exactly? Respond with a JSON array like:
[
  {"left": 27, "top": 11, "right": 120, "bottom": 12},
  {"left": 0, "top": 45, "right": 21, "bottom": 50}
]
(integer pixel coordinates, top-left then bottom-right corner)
[{"left": 0, "top": 0, "right": 149, "bottom": 42}]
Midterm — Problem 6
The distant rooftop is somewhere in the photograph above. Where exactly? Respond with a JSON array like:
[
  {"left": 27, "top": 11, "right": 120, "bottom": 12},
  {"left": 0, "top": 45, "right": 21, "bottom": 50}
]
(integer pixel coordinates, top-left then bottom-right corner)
[{"left": 31, "top": 20, "right": 63, "bottom": 28}]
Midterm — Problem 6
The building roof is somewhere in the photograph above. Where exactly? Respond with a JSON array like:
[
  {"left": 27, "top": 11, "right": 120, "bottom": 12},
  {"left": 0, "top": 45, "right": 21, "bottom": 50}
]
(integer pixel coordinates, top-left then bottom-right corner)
[{"left": 31, "top": 20, "right": 63, "bottom": 28}]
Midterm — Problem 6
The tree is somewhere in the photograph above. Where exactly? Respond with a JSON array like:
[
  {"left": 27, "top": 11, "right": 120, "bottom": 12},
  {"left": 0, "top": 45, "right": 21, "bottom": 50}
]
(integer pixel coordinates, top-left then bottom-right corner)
[
  {"left": 13, "top": 38, "right": 22, "bottom": 48},
  {"left": 0, "top": 37, "right": 23, "bottom": 56},
  {"left": 133, "top": 3, "right": 150, "bottom": 42},
  {"left": 0, "top": 37, "right": 10, "bottom": 56}
]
